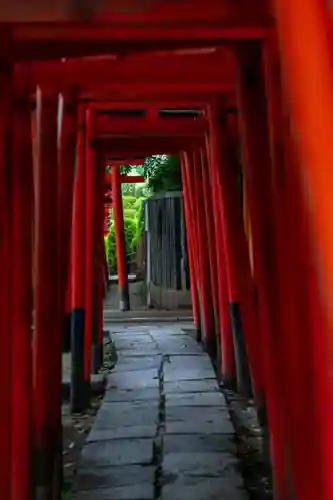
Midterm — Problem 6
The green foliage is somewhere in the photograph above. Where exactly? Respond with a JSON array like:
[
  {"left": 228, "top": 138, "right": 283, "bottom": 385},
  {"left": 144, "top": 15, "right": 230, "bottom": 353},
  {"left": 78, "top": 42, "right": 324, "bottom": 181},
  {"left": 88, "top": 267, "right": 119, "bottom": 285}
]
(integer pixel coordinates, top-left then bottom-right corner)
[
  {"left": 105, "top": 217, "right": 136, "bottom": 273},
  {"left": 136, "top": 155, "right": 182, "bottom": 194}
]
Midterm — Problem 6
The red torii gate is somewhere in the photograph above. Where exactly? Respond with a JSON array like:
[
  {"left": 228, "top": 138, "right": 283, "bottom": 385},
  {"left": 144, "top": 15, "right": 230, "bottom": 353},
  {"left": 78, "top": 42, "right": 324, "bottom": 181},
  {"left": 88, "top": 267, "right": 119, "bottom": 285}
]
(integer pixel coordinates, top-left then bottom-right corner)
[{"left": 1, "top": 1, "right": 333, "bottom": 499}]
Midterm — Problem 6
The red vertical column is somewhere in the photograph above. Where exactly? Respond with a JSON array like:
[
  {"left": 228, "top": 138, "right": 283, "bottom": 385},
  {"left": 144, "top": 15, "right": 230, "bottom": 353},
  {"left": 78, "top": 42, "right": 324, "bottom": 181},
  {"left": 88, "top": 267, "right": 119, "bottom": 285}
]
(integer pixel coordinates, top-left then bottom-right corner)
[
  {"left": 205, "top": 136, "right": 236, "bottom": 385},
  {"left": 58, "top": 90, "right": 78, "bottom": 355},
  {"left": 200, "top": 150, "right": 219, "bottom": 336},
  {"left": 236, "top": 42, "right": 290, "bottom": 500},
  {"left": 84, "top": 107, "right": 96, "bottom": 378},
  {"left": 273, "top": 2, "right": 333, "bottom": 498},
  {"left": 184, "top": 152, "right": 215, "bottom": 355},
  {"left": 93, "top": 153, "right": 106, "bottom": 371},
  {"left": 71, "top": 103, "right": 89, "bottom": 412},
  {"left": 11, "top": 94, "right": 34, "bottom": 500},
  {"left": 112, "top": 165, "right": 130, "bottom": 311},
  {"left": 0, "top": 64, "right": 12, "bottom": 500},
  {"left": 209, "top": 104, "right": 263, "bottom": 401},
  {"left": 33, "top": 87, "right": 59, "bottom": 498},
  {"left": 180, "top": 153, "right": 201, "bottom": 335}
]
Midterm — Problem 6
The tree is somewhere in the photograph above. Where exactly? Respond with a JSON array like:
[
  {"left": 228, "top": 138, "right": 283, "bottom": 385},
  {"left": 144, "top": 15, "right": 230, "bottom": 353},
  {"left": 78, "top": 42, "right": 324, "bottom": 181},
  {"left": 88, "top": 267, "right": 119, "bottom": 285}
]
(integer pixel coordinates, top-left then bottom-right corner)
[{"left": 137, "top": 155, "right": 182, "bottom": 194}]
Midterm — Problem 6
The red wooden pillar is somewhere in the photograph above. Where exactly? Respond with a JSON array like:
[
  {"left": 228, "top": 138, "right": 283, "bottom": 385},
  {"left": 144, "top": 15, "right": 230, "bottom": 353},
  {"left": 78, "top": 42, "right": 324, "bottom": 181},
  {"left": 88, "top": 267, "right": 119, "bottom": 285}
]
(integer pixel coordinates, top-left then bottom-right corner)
[
  {"left": 185, "top": 151, "right": 215, "bottom": 355},
  {"left": 263, "top": 40, "right": 327, "bottom": 500},
  {"left": 205, "top": 136, "right": 236, "bottom": 385},
  {"left": 94, "top": 154, "right": 106, "bottom": 370},
  {"left": 11, "top": 94, "right": 34, "bottom": 500},
  {"left": 84, "top": 107, "right": 97, "bottom": 377},
  {"left": 200, "top": 150, "right": 220, "bottom": 336},
  {"left": 236, "top": 43, "right": 290, "bottom": 500},
  {"left": 0, "top": 64, "right": 13, "bottom": 500},
  {"left": 112, "top": 165, "right": 130, "bottom": 311},
  {"left": 58, "top": 90, "right": 78, "bottom": 354},
  {"left": 33, "top": 87, "right": 59, "bottom": 498},
  {"left": 71, "top": 103, "right": 89, "bottom": 412},
  {"left": 209, "top": 104, "right": 264, "bottom": 401},
  {"left": 180, "top": 153, "right": 201, "bottom": 335},
  {"left": 273, "top": 3, "right": 333, "bottom": 497}
]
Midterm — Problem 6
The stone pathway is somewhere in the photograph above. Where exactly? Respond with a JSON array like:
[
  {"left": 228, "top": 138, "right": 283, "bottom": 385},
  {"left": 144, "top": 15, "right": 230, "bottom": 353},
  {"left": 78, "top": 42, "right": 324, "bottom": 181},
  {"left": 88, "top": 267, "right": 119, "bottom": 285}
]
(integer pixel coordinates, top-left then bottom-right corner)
[{"left": 74, "top": 323, "right": 248, "bottom": 500}]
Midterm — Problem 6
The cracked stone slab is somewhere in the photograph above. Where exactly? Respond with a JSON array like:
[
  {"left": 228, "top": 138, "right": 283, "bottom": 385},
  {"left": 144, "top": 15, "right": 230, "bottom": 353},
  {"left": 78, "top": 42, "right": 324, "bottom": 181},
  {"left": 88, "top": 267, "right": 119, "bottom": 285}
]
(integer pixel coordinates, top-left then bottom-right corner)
[
  {"left": 163, "top": 379, "right": 220, "bottom": 394},
  {"left": 165, "top": 407, "right": 234, "bottom": 435},
  {"left": 104, "top": 387, "right": 160, "bottom": 402},
  {"left": 162, "top": 477, "right": 248, "bottom": 500},
  {"left": 162, "top": 452, "right": 241, "bottom": 479},
  {"left": 80, "top": 438, "right": 153, "bottom": 467},
  {"left": 163, "top": 367, "right": 216, "bottom": 383},
  {"left": 163, "top": 434, "right": 236, "bottom": 454},
  {"left": 75, "top": 483, "right": 154, "bottom": 500},
  {"left": 93, "top": 401, "right": 159, "bottom": 429},
  {"left": 165, "top": 420, "right": 235, "bottom": 435},
  {"left": 112, "top": 356, "right": 161, "bottom": 372},
  {"left": 87, "top": 425, "right": 157, "bottom": 442},
  {"left": 107, "top": 369, "right": 159, "bottom": 390},
  {"left": 75, "top": 464, "right": 155, "bottom": 490},
  {"left": 166, "top": 392, "right": 227, "bottom": 407}
]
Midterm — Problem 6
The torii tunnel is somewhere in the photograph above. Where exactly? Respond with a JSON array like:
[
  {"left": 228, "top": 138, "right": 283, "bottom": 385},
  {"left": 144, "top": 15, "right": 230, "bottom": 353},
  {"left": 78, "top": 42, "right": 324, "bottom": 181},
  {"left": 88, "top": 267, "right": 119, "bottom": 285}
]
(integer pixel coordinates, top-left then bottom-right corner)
[{"left": 0, "top": 0, "right": 332, "bottom": 499}]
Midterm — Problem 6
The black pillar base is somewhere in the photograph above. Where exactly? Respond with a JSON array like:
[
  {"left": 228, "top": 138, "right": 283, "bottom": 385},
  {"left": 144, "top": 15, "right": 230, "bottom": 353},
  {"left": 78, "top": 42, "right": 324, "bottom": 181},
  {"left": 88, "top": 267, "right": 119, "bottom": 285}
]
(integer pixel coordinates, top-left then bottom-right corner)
[
  {"left": 62, "top": 312, "right": 71, "bottom": 353},
  {"left": 119, "top": 284, "right": 130, "bottom": 311},
  {"left": 229, "top": 302, "right": 252, "bottom": 397},
  {"left": 70, "top": 308, "right": 90, "bottom": 413},
  {"left": 91, "top": 342, "right": 101, "bottom": 374}
]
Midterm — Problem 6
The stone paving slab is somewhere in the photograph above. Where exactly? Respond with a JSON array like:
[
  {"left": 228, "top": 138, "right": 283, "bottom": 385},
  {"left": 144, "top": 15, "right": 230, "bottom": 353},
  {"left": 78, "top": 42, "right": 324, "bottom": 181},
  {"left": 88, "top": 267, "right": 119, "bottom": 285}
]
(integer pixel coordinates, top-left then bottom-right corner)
[
  {"left": 104, "top": 387, "right": 159, "bottom": 402},
  {"left": 93, "top": 402, "right": 159, "bottom": 429},
  {"left": 107, "top": 369, "right": 159, "bottom": 390},
  {"left": 87, "top": 425, "right": 157, "bottom": 442},
  {"left": 163, "top": 434, "right": 236, "bottom": 454},
  {"left": 76, "top": 465, "right": 155, "bottom": 489},
  {"left": 163, "top": 379, "right": 220, "bottom": 393},
  {"left": 81, "top": 438, "right": 153, "bottom": 467},
  {"left": 166, "top": 391, "right": 227, "bottom": 406},
  {"left": 162, "top": 478, "right": 247, "bottom": 500},
  {"left": 164, "top": 367, "right": 217, "bottom": 382},
  {"left": 75, "top": 483, "right": 154, "bottom": 500},
  {"left": 112, "top": 356, "right": 161, "bottom": 372}
]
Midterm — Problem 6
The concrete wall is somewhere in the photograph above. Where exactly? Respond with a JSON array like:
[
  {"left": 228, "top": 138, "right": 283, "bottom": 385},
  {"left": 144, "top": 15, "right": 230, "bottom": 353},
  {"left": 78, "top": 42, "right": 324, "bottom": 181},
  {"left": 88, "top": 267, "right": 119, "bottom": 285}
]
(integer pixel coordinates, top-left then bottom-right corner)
[{"left": 149, "top": 282, "right": 192, "bottom": 310}]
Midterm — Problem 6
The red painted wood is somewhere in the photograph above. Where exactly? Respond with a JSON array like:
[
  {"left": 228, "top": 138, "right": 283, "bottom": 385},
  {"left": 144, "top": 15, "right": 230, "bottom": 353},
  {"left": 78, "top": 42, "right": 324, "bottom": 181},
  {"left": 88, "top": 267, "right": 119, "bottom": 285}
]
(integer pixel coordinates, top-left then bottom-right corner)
[
  {"left": 180, "top": 153, "right": 200, "bottom": 333},
  {"left": 205, "top": 134, "right": 236, "bottom": 383},
  {"left": 11, "top": 95, "right": 34, "bottom": 500},
  {"left": 84, "top": 106, "right": 96, "bottom": 379},
  {"left": 112, "top": 165, "right": 130, "bottom": 310},
  {"left": 95, "top": 116, "right": 208, "bottom": 138},
  {"left": 237, "top": 43, "right": 290, "bottom": 500},
  {"left": 186, "top": 151, "right": 215, "bottom": 352},
  {"left": 0, "top": 66, "right": 13, "bottom": 500},
  {"left": 72, "top": 104, "right": 86, "bottom": 311},
  {"left": 33, "top": 88, "right": 59, "bottom": 498}
]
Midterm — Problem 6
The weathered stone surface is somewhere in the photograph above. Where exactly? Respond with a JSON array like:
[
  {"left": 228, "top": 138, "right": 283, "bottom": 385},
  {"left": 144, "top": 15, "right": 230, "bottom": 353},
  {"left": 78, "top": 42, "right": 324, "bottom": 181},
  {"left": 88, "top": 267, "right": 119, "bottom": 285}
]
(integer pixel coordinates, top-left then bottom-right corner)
[
  {"left": 107, "top": 369, "right": 159, "bottom": 390},
  {"left": 75, "top": 464, "right": 155, "bottom": 489},
  {"left": 163, "top": 434, "right": 236, "bottom": 454},
  {"left": 81, "top": 438, "right": 153, "bottom": 467},
  {"left": 165, "top": 420, "right": 235, "bottom": 435},
  {"left": 164, "top": 379, "right": 220, "bottom": 394},
  {"left": 76, "top": 483, "right": 154, "bottom": 500},
  {"left": 166, "top": 392, "right": 227, "bottom": 407},
  {"left": 76, "top": 322, "right": 245, "bottom": 500},
  {"left": 87, "top": 425, "right": 157, "bottom": 442},
  {"left": 104, "top": 387, "right": 159, "bottom": 402},
  {"left": 162, "top": 477, "right": 247, "bottom": 500},
  {"left": 112, "top": 356, "right": 161, "bottom": 372},
  {"left": 163, "top": 367, "right": 216, "bottom": 382},
  {"left": 162, "top": 452, "right": 241, "bottom": 479},
  {"left": 165, "top": 406, "right": 234, "bottom": 434},
  {"left": 94, "top": 401, "right": 159, "bottom": 428}
]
